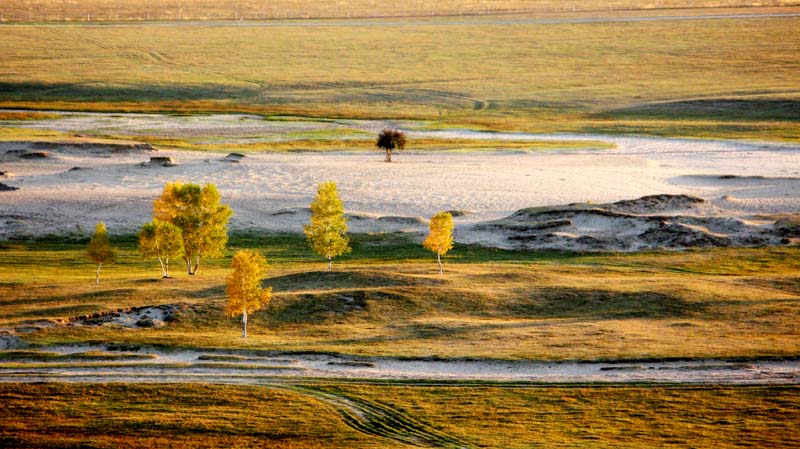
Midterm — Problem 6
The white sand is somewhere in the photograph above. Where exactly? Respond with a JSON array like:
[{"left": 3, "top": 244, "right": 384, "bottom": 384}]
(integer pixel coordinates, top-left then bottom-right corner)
[{"left": 1, "top": 113, "right": 799, "bottom": 241}]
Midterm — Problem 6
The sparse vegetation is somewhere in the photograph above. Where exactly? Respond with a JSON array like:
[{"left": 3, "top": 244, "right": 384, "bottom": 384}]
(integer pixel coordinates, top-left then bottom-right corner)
[
  {"left": 225, "top": 250, "right": 272, "bottom": 338},
  {"left": 376, "top": 128, "right": 406, "bottom": 162},
  {"left": 153, "top": 182, "right": 233, "bottom": 275},
  {"left": 138, "top": 219, "right": 184, "bottom": 278},
  {"left": 423, "top": 212, "right": 454, "bottom": 275},
  {"left": 304, "top": 182, "right": 351, "bottom": 271},
  {"left": 86, "top": 222, "right": 115, "bottom": 285}
]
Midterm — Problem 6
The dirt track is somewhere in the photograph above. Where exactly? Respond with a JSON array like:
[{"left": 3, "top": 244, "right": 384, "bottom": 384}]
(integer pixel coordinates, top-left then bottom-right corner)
[{"left": 2, "top": 345, "right": 798, "bottom": 385}]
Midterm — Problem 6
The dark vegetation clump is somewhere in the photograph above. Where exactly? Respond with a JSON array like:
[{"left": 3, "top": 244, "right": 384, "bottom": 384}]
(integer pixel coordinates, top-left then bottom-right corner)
[{"left": 376, "top": 129, "right": 407, "bottom": 162}]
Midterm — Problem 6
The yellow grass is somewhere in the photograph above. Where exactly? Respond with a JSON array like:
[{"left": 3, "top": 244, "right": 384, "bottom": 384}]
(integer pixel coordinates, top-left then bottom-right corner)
[
  {"left": 1, "top": 1, "right": 797, "bottom": 21},
  {"left": 0, "top": 13, "right": 798, "bottom": 140},
  {"left": 2, "top": 237, "right": 798, "bottom": 361},
  {"left": 1, "top": 383, "right": 798, "bottom": 448}
]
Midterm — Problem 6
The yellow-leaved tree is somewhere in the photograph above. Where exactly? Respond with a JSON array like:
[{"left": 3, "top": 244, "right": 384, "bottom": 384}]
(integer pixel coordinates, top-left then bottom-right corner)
[
  {"left": 422, "top": 212, "right": 454, "bottom": 275},
  {"left": 304, "top": 181, "right": 351, "bottom": 270},
  {"left": 153, "top": 182, "right": 232, "bottom": 275},
  {"left": 138, "top": 219, "right": 184, "bottom": 278},
  {"left": 87, "top": 222, "right": 116, "bottom": 285},
  {"left": 225, "top": 250, "right": 272, "bottom": 338}
]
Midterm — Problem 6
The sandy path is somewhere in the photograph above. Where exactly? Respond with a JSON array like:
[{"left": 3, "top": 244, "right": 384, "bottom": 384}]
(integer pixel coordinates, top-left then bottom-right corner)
[{"left": 1, "top": 345, "right": 798, "bottom": 384}]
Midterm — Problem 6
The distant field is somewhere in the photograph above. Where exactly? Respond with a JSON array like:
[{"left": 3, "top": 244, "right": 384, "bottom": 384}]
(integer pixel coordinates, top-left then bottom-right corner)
[
  {"left": 1, "top": 0, "right": 798, "bottom": 21},
  {"left": 1, "top": 383, "right": 798, "bottom": 448},
  {"left": 0, "top": 13, "right": 798, "bottom": 141},
  {"left": 2, "top": 234, "right": 799, "bottom": 360}
]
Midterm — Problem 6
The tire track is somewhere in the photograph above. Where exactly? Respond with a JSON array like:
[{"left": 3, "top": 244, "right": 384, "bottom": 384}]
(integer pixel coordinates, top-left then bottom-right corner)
[{"left": 287, "top": 385, "right": 474, "bottom": 448}]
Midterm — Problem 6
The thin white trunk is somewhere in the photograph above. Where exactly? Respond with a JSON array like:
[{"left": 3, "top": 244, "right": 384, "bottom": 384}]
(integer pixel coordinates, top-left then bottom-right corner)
[
  {"left": 437, "top": 251, "right": 443, "bottom": 275},
  {"left": 95, "top": 263, "right": 102, "bottom": 285},
  {"left": 186, "top": 257, "right": 192, "bottom": 275},
  {"left": 165, "top": 257, "right": 170, "bottom": 278},
  {"left": 157, "top": 256, "right": 166, "bottom": 278},
  {"left": 242, "top": 310, "right": 248, "bottom": 338},
  {"left": 328, "top": 253, "right": 332, "bottom": 271}
]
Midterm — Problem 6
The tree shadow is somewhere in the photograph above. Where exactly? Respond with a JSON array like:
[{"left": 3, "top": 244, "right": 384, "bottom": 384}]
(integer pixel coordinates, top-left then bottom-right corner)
[
  {"left": 263, "top": 270, "right": 439, "bottom": 292},
  {"left": 1, "top": 304, "right": 101, "bottom": 320},
  {"left": 502, "top": 287, "right": 704, "bottom": 320},
  {"left": 267, "top": 289, "right": 413, "bottom": 325},
  {"left": 0, "top": 81, "right": 260, "bottom": 102},
  {"left": 600, "top": 98, "right": 800, "bottom": 121},
  {"left": 0, "top": 288, "right": 137, "bottom": 308}
]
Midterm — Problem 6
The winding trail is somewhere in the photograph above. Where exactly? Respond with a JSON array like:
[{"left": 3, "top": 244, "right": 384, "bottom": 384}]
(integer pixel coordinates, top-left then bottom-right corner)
[
  {"left": 1, "top": 345, "right": 798, "bottom": 385},
  {"left": 2, "top": 346, "right": 798, "bottom": 446},
  {"left": 288, "top": 385, "right": 473, "bottom": 448}
]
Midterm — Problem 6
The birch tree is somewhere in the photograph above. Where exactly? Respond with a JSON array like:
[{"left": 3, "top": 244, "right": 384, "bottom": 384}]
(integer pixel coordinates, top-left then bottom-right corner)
[
  {"left": 423, "top": 212, "right": 454, "bottom": 275},
  {"left": 376, "top": 128, "right": 406, "bottom": 162},
  {"left": 225, "top": 250, "right": 272, "bottom": 338},
  {"left": 304, "top": 181, "right": 350, "bottom": 270},
  {"left": 87, "top": 222, "right": 116, "bottom": 285},
  {"left": 138, "top": 219, "right": 184, "bottom": 278},
  {"left": 153, "top": 182, "right": 233, "bottom": 275}
]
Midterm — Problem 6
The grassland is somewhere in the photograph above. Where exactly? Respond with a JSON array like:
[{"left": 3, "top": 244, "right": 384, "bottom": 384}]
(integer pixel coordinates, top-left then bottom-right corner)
[
  {"left": 1, "top": 382, "right": 798, "bottom": 448},
  {"left": 1, "top": 1, "right": 795, "bottom": 21},
  {"left": 2, "top": 233, "right": 798, "bottom": 361},
  {"left": 1, "top": 14, "right": 798, "bottom": 141}
]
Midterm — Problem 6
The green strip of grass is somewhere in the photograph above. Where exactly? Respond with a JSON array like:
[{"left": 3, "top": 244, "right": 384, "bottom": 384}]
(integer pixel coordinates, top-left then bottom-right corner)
[{"left": 2, "top": 236, "right": 798, "bottom": 361}]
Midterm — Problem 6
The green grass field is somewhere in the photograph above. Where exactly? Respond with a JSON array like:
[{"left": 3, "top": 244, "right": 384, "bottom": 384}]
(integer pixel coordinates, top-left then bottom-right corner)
[
  {"left": 1, "top": 383, "right": 798, "bottom": 448},
  {"left": 1, "top": 12, "right": 798, "bottom": 141},
  {"left": 2, "top": 234, "right": 798, "bottom": 361}
]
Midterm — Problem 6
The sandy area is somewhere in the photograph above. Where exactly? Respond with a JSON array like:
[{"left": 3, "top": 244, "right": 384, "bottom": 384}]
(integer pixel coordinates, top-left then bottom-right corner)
[{"left": 1, "top": 112, "right": 799, "bottom": 246}]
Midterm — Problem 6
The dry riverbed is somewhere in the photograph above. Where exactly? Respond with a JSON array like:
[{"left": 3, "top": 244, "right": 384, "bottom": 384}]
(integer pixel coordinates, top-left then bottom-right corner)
[{"left": 1, "top": 111, "right": 798, "bottom": 251}]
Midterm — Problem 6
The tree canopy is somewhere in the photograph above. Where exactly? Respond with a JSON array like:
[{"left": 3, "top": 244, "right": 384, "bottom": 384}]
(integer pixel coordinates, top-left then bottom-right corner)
[
  {"left": 423, "top": 212, "right": 454, "bottom": 275},
  {"left": 153, "top": 182, "right": 232, "bottom": 275},
  {"left": 376, "top": 128, "right": 406, "bottom": 162},
  {"left": 225, "top": 250, "right": 272, "bottom": 338},
  {"left": 87, "top": 221, "right": 116, "bottom": 284},
  {"left": 303, "top": 181, "right": 350, "bottom": 270},
  {"left": 138, "top": 219, "right": 184, "bottom": 278}
]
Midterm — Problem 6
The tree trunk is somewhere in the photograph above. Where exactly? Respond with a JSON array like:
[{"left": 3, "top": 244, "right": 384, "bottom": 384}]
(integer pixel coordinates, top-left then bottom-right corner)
[
  {"left": 165, "top": 257, "right": 170, "bottom": 278},
  {"left": 328, "top": 253, "right": 332, "bottom": 271},
  {"left": 95, "top": 263, "right": 102, "bottom": 285},
  {"left": 157, "top": 256, "right": 167, "bottom": 278},
  {"left": 187, "top": 255, "right": 200, "bottom": 275},
  {"left": 191, "top": 255, "right": 200, "bottom": 275},
  {"left": 242, "top": 310, "right": 248, "bottom": 338},
  {"left": 385, "top": 148, "right": 392, "bottom": 162},
  {"left": 437, "top": 251, "right": 443, "bottom": 276}
]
